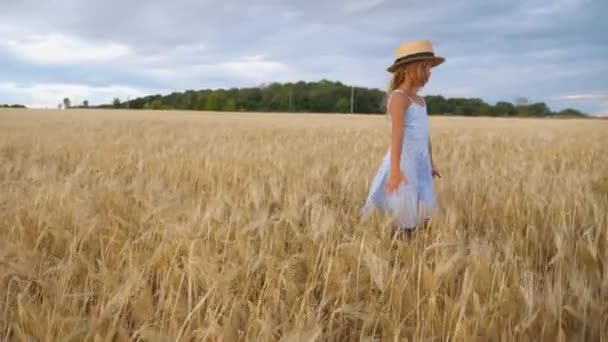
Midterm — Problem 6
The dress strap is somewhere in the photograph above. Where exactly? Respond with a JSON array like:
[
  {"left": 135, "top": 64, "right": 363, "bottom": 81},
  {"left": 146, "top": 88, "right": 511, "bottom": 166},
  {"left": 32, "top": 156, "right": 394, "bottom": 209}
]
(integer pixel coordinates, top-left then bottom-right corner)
[
  {"left": 393, "top": 89, "right": 425, "bottom": 107},
  {"left": 393, "top": 88, "right": 409, "bottom": 98},
  {"left": 388, "top": 89, "right": 410, "bottom": 108}
]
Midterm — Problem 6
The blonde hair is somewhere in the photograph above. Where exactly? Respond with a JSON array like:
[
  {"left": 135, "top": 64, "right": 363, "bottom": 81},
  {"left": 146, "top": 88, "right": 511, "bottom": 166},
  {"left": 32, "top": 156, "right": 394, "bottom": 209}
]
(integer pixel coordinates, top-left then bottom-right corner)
[{"left": 384, "top": 60, "right": 431, "bottom": 110}]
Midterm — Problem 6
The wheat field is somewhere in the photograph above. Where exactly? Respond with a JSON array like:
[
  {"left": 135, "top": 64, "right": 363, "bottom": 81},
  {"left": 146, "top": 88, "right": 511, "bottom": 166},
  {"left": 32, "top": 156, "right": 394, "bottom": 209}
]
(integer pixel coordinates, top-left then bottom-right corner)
[{"left": 1, "top": 108, "right": 607, "bottom": 341}]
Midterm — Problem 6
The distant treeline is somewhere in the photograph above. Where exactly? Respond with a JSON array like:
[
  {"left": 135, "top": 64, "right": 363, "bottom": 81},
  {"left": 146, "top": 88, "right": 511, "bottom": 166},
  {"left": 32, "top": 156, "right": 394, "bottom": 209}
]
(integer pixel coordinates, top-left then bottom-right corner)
[
  {"left": 1, "top": 104, "right": 26, "bottom": 108},
  {"left": 95, "top": 80, "right": 586, "bottom": 117}
]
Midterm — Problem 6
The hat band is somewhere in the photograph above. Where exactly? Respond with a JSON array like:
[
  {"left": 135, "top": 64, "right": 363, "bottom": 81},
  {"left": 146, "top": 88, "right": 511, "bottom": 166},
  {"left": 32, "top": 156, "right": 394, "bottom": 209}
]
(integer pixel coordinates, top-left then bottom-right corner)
[{"left": 394, "top": 51, "right": 435, "bottom": 64}]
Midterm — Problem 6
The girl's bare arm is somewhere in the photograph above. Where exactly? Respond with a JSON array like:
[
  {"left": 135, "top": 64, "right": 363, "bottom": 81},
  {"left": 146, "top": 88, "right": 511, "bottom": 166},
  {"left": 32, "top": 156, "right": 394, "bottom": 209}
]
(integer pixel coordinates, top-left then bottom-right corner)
[{"left": 389, "top": 93, "right": 409, "bottom": 174}]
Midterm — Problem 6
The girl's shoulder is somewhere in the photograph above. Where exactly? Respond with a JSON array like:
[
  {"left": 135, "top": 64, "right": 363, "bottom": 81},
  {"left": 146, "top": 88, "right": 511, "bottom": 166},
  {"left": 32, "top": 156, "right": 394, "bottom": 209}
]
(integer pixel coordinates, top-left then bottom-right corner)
[
  {"left": 388, "top": 89, "right": 411, "bottom": 104},
  {"left": 396, "top": 90, "right": 425, "bottom": 107},
  {"left": 387, "top": 89, "right": 413, "bottom": 111},
  {"left": 391, "top": 89, "right": 408, "bottom": 98}
]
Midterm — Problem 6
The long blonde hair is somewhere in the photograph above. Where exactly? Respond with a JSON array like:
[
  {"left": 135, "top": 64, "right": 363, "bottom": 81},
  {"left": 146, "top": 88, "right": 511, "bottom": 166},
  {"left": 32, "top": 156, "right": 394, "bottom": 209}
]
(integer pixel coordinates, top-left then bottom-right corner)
[{"left": 384, "top": 60, "right": 430, "bottom": 111}]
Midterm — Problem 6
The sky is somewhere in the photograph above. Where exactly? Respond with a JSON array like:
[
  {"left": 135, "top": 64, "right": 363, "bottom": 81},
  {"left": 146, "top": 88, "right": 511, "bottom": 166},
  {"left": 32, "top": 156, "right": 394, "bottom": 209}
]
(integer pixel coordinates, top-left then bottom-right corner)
[{"left": 0, "top": 0, "right": 607, "bottom": 115}]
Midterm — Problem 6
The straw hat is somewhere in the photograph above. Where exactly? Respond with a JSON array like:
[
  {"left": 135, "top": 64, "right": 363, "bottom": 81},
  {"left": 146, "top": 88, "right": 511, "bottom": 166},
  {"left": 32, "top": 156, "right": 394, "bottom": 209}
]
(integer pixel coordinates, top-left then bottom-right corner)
[{"left": 387, "top": 40, "right": 445, "bottom": 72}]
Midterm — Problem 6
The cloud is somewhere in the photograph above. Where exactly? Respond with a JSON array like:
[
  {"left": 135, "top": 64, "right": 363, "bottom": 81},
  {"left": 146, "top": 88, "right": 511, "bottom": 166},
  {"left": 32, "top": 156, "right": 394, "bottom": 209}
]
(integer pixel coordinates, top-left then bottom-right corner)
[
  {"left": 343, "top": 0, "right": 387, "bottom": 13},
  {"left": 212, "top": 56, "right": 288, "bottom": 76},
  {"left": 2, "top": 33, "right": 131, "bottom": 65},
  {"left": 548, "top": 91, "right": 608, "bottom": 116},
  {"left": 521, "top": 0, "right": 592, "bottom": 15},
  {"left": 137, "top": 56, "right": 290, "bottom": 89},
  {"left": 552, "top": 92, "right": 608, "bottom": 102},
  {"left": 0, "top": 82, "right": 151, "bottom": 108}
]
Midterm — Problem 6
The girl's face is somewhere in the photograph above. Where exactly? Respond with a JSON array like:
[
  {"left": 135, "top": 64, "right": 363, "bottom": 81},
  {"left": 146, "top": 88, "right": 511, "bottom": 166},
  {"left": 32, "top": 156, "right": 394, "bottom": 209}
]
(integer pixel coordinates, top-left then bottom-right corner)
[
  {"left": 404, "top": 61, "right": 432, "bottom": 89},
  {"left": 419, "top": 62, "right": 432, "bottom": 87}
]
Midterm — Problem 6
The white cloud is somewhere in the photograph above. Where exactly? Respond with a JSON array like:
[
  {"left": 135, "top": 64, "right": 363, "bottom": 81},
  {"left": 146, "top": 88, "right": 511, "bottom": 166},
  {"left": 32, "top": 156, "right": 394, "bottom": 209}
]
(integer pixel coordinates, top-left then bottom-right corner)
[
  {"left": 2, "top": 33, "right": 132, "bottom": 65},
  {"left": 139, "top": 56, "right": 290, "bottom": 86},
  {"left": 0, "top": 82, "right": 151, "bottom": 108},
  {"left": 547, "top": 91, "right": 608, "bottom": 116},
  {"left": 522, "top": 0, "right": 591, "bottom": 15},
  {"left": 591, "top": 105, "right": 608, "bottom": 117},
  {"left": 552, "top": 92, "right": 608, "bottom": 101},
  {"left": 126, "top": 42, "right": 207, "bottom": 67},
  {"left": 344, "top": 0, "right": 387, "bottom": 13},
  {"left": 221, "top": 56, "right": 288, "bottom": 75},
  {"left": 282, "top": 11, "right": 297, "bottom": 20}
]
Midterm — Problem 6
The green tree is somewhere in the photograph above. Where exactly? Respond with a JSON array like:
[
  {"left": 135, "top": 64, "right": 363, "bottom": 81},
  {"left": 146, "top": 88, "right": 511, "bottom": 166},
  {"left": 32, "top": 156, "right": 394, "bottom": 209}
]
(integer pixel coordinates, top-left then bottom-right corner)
[
  {"left": 223, "top": 99, "right": 237, "bottom": 111},
  {"left": 556, "top": 108, "right": 585, "bottom": 117},
  {"left": 63, "top": 97, "right": 71, "bottom": 109},
  {"left": 205, "top": 93, "right": 220, "bottom": 111},
  {"left": 494, "top": 101, "right": 517, "bottom": 116},
  {"left": 519, "top": 102, "right": 551, "bottom": 117},
  {"left": 182, "top": 90, "right": 197, "bottom": 110},
  {"left": 473, "top": 103, "right": 492, "bottom": 116},
  {"left": 150, "top": 99, "right": 165, "bottom": 110},
  {"left": 528, "top": 102, "right": 551, "bottom": 116},
  {"left": 425, "top": 95, "right": 451, "bottom": 115},
  {"left": 83, "top": 100, "right": 89, "bottom": 108},
  {"left": 113, "top": 98, "right": 121, "bottom": 108},
  {"left": 335, "top": 98, "right": 350, "bottom": 113}
]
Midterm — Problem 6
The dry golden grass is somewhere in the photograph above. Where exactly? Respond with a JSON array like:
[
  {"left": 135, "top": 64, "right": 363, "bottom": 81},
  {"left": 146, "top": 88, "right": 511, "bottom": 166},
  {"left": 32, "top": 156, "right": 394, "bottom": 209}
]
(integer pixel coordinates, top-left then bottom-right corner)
[{"left": 1, "top": 108, "right": 607, "bottom": 341}]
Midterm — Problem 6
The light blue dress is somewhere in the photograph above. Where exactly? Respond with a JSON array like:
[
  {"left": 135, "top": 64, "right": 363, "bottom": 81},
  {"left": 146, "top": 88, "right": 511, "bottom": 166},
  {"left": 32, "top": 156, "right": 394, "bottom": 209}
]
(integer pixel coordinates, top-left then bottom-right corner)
[{"left": 361, "top": 89, "right": 438, "bottom": 229}]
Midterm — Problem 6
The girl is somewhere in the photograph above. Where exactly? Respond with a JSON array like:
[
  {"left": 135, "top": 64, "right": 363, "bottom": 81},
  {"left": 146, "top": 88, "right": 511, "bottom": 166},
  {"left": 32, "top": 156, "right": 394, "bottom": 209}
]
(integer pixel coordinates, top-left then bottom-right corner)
[{"left": 361, "top": 40, "right": 445, "bottom": 233}]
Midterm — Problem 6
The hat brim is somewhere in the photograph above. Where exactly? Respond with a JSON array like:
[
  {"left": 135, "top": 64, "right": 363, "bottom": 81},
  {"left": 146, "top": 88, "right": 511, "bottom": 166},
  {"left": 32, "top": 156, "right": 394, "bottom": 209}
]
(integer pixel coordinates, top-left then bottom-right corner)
[{"left": 387, "top": 56, "right": 445, "bottom": 73}]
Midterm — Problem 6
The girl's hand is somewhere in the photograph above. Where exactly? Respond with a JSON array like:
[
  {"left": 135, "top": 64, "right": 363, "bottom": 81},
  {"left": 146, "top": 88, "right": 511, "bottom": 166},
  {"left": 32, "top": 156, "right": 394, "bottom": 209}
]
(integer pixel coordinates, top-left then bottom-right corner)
[
  {"left": 385, "top": 170, "right": 408, "bottom": 194},
  {"left": 432, "top": 167, "right": 442, "bottom": 179}
]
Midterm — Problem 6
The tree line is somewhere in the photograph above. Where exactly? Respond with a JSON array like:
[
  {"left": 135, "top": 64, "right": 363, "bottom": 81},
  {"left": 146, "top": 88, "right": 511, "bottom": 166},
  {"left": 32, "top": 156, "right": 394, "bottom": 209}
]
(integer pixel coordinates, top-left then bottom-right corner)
[
  {"left": 90, "top": 79, "right": 584, "bottom": 117},
  {"left": 99, "top": 80, "right": 586, "bottom": 117},
  {"left": 0, "top": 80, "right": 591, "bottom": 118},
  {"left": 1, "top": 104, "right": 26, "bottom": 108}
]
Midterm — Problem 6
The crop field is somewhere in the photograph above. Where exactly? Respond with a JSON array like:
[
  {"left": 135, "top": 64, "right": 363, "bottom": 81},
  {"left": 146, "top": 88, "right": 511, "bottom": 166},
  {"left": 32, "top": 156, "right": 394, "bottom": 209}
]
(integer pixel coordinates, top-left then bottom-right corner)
[{"left": 1, "top": 109, "right": 607, "bottom": 341}]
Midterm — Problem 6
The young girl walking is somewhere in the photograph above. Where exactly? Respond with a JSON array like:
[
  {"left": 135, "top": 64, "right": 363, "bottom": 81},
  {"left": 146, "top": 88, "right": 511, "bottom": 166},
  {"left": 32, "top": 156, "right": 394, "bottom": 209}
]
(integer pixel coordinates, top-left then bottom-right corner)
[{"left": 361, "top": 40, "right": 444, "bottom": 233}]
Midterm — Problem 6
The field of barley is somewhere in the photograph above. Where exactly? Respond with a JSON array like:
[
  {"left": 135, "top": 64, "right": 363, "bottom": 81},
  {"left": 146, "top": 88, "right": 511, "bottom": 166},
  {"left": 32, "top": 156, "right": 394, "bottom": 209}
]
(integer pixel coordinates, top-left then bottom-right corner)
[{"left": 1, "top": 108, "right": 607, "bottom": 341}]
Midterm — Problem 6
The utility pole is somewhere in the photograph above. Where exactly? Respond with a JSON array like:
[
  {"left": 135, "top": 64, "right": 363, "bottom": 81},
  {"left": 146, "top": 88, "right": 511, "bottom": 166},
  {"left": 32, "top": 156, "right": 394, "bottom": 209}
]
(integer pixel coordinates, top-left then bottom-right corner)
[{"left": 350, "top": 86, "right": 354, "bottom": 113}]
